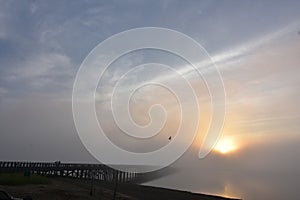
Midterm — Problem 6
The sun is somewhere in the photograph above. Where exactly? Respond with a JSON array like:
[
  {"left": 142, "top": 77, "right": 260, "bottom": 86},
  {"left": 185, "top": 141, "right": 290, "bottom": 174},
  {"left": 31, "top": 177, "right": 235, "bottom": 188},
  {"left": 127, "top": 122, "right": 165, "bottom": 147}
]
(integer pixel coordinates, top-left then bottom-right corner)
[{"left": 214, "top": 137, "right": 239, "bottom": 154}]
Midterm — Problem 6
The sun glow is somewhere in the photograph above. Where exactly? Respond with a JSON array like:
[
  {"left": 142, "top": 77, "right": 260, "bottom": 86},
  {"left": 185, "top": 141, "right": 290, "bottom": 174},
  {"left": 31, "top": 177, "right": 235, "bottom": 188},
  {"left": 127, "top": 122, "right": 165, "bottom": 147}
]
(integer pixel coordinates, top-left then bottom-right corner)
[{"left": 214, "top": 137, "right": 239, "bottom": 154}]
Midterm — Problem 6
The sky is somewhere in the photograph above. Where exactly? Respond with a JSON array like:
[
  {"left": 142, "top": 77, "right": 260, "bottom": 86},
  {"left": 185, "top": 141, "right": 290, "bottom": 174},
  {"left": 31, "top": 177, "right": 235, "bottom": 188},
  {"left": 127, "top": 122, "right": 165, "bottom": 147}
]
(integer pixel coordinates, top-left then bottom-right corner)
[{"left": 1, "top": 1, "right": 300, "bottom": 199}]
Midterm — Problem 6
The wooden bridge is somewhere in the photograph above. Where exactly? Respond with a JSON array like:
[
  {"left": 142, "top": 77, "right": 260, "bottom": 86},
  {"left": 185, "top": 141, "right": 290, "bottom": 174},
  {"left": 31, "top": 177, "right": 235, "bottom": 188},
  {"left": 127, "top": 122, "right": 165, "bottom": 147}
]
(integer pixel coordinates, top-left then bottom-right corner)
[{"left": 0, "top": 161, "right": 150, "bottom": 183}]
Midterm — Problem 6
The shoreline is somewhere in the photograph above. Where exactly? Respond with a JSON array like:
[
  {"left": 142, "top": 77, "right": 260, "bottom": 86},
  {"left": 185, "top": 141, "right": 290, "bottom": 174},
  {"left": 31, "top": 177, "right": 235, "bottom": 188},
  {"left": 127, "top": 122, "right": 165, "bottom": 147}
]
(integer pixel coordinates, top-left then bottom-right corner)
[{"left": 1, "top": 177, "right": 241, "bottom": 200}]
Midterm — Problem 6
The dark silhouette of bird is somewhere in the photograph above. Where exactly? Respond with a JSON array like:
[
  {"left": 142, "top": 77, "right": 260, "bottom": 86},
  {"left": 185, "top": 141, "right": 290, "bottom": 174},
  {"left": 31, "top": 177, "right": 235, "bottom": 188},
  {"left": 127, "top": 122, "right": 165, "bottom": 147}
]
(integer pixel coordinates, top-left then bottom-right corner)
[{"left": 168, "top": 136, "right": 172, "bottom": 141}]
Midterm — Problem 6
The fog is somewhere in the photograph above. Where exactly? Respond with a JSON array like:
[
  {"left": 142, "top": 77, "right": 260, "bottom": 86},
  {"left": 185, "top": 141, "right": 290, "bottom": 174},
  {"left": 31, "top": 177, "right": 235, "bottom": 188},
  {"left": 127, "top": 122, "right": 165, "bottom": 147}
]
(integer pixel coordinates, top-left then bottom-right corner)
[
  {"left": 1, "top": 1, "right": 300, "bottom": 199},
  {"left": 0, "top": 98, "right": 299, "bottom": 199}
]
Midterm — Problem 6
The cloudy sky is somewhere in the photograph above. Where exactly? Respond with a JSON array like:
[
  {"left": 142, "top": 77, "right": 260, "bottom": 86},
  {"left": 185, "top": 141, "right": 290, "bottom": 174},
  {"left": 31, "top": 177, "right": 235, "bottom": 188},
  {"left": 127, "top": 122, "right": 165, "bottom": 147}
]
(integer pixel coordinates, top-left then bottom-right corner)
[{"left": 1, "top": 1, "right": 300, "bottom": 199}]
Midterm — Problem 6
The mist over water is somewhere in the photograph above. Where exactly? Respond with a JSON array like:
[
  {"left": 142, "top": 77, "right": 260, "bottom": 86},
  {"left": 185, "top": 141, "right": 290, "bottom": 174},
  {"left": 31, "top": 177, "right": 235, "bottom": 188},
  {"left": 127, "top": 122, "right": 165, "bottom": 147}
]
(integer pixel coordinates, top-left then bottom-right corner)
[{"left": 146, "top": 135, "right": 300, "bottom": 200}]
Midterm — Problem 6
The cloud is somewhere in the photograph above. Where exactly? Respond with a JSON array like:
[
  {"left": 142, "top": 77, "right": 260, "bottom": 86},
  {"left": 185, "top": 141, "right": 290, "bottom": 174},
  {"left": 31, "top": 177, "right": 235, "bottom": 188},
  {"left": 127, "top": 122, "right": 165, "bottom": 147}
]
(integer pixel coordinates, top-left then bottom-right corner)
[
  {"left": 0, "top": 1, "right": 300, "bottom": 199},
  {"left": 0, "top": 87, "right": 7, "bottom": 96},
  {"left": 1, "top": 52, "right": 74, "bottom": 95},
  {"left": 0, "top": 13, "right": 7, "bottom": 39}
]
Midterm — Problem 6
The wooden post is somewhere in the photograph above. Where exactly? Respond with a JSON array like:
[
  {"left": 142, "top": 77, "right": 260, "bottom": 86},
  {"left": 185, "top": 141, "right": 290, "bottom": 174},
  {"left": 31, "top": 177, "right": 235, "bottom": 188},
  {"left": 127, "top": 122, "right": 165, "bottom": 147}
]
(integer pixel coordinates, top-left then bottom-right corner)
[
  {"left": 90, "top": 170, "right": 94, "bottom": 196},
  {"left": 113, "top": 171, "right": 118, "bottom": 200}
]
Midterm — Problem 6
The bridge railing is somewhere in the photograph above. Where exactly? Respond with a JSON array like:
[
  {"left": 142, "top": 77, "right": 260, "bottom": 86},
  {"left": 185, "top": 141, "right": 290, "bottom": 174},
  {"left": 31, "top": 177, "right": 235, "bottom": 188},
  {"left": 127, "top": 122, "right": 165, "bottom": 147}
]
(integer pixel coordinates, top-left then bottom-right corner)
[{"left": 0, "top": 161, "right": 144, "bottom": 183}]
